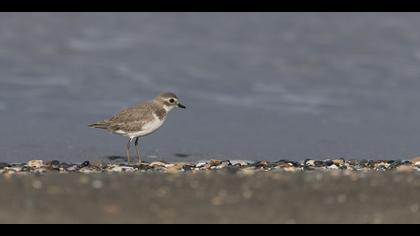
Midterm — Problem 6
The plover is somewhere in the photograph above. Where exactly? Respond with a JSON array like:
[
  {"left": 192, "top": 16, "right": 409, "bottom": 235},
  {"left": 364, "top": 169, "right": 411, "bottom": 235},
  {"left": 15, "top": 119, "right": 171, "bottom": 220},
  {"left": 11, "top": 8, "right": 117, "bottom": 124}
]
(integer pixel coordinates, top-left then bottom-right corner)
[{"left": 89, "top": 92, "right": 186, "bottom": 163}]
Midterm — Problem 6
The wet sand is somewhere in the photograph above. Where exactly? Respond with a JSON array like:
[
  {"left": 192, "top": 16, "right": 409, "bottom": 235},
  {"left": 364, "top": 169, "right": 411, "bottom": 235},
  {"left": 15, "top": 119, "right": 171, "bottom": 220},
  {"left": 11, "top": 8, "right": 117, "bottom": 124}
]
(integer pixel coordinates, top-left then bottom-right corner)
[{"left": 1, "top": 171, "right": 420, "bottom": 223}]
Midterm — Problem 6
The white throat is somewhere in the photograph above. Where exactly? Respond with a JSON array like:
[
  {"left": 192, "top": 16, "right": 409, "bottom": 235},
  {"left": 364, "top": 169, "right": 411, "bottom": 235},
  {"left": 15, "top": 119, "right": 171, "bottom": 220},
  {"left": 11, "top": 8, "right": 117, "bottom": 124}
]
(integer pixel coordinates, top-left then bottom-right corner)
[{"left": 163, "top": 105, "right": 175, "bottom": 112}]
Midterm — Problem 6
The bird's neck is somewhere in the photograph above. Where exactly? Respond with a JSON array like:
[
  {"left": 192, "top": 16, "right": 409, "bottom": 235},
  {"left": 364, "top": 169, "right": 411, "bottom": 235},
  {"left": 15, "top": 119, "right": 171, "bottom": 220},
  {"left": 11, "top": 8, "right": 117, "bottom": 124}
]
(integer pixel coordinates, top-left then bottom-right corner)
[{"left": 163, "top": 105, "right": 175, "bottom": 112}]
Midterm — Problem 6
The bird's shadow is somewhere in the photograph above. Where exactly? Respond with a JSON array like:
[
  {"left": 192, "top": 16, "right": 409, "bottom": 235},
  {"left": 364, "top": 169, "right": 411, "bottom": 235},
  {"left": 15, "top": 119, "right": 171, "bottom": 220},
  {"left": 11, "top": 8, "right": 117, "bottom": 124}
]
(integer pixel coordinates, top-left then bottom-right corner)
[
  {"left": 174, "top": 153, "right": 190, "bottom": 159},
  {"left": 106, "top": 156, "right": 128, "bottom": 162}
]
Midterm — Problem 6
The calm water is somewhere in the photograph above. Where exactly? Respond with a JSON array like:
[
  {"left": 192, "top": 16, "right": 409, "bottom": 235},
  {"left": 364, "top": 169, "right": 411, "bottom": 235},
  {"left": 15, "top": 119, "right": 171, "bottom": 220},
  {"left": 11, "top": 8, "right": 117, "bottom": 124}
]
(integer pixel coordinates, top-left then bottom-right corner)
[{"left": 2, "top": 13, "right": 420, "bottom": 163}]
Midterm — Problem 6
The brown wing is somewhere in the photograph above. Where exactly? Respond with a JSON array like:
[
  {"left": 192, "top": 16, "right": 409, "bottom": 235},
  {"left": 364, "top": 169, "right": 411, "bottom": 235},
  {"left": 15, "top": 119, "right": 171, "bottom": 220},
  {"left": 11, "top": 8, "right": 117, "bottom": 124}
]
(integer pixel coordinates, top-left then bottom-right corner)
[{"left": 104, "top": 101, "right": 165, "bottom": 132}]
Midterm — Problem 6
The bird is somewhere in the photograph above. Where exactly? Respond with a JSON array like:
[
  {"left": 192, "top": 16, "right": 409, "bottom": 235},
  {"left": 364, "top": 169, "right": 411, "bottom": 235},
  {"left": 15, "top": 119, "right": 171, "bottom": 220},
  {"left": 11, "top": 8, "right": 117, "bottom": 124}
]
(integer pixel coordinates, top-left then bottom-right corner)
[{"left": 88, "top": 92, "right": 186, "bottom": 164}]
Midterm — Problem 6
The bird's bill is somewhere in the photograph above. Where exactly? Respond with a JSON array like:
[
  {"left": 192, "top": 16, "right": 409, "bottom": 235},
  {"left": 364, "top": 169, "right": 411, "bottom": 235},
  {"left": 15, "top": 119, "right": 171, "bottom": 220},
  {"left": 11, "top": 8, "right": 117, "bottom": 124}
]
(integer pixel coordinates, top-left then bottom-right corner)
[{"left": 177, "top": 103, "right": 186, "bottom": 109}]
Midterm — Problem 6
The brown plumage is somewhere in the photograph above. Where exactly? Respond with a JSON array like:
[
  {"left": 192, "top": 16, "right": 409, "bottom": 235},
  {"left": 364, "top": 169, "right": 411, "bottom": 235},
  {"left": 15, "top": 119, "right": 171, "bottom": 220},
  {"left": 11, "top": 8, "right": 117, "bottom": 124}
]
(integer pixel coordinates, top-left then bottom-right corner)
[
  {"left": 89, "top": 92, "right": 186, "bottom": 164},
  {"left": 88, "top": 101, "right": 166, "bottom": 133}
]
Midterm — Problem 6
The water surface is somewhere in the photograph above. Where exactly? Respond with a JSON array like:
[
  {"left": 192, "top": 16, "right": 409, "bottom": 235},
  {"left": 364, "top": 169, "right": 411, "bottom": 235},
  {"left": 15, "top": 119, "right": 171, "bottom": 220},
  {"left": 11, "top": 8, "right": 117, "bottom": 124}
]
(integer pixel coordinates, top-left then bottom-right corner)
[{"left": 1, "top": 13, "right": 420, "bottom": 162}]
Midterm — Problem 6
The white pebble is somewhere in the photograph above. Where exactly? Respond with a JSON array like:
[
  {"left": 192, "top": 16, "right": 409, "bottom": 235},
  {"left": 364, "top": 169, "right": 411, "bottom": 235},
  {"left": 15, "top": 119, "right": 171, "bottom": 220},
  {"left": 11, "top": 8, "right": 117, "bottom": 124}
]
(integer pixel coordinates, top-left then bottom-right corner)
[{"left": 27, "top": 160, "right": 43, "bottom": 168}]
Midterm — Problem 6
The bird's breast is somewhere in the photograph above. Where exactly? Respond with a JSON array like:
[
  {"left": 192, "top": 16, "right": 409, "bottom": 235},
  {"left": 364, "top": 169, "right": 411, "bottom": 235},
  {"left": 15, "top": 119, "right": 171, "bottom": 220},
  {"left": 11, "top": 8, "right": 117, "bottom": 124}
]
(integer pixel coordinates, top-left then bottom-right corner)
[{"left": 127, "top": 114, "right": 166, "bottom": 139}]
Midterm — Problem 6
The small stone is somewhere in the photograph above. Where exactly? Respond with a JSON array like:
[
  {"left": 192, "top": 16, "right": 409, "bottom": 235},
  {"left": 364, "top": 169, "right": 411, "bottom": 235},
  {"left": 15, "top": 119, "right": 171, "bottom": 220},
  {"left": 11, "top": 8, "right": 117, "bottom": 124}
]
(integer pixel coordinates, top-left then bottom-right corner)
[
  {"left": 135, "top": 162, "right": 150, "bottom": 170},
  {"left": 388, "top": 161, "right": 402, "bottom": 169},
  {"left": 410, "top": 156, "right": 420, "bottom": 165},
  {"left": 253, "top": 160, "right": 273, "bottom": 169},
  {"left": 3, "top": 167, "right": 22, "bottom": 175},
  {"left": 46, "top": 160, "right": 60, "bottom": 166},
  {"left": 208, "top": 160, "right": 223, "bottom": 167},
  {"left": 27, "top": 160, "right": 44, "bottom": 168},
  {"left": 33, "top": 168, "right": 48, "bottom": 174},
  {"left": 195, "top": 162, "right": 207, "bottom": 168},
  {"left": 150, "top": 161, "right": 168, "bottom": 168},
  {"left": 375, "top": 162, "right": 391, "bottom": 169},
  {"left": 214, "top": 161, "right": 231, "bottom": 169},
  {"left": 328, "top": 164, "right": 340, "bottom": 170},
  {"left": 0, "top": 163, "right": 11, "bottom": 169},
  {"left": 274, "top": 162, "right": 292, "bottom": 169},
  {"left": 395, "top": 165, "right": 415, "bottom": 173},
  {"left": 324, "top": 160, "right": 334, "bottom": 166},
  {"left": 182, "top": 164, "right": 195, "bottom": 172},
  {"left": 283, "top": 167, "right": 300, "bottom": 172},
  {"left": 166, "top": 166, "right": 183, "bottom": 174},
  {"left": 66, "top": 165, "right": 79, "bottom": 172},
  {"left": 165, "top": 162, "right": 188, "bottom": 173},
  {"left": 229, "top": 160, "right": 250, "bottom": 167},
  {"left": 107, "top": 165, "right": 135, "bottom": 173},
  {"left": 79, "top": 167, "right": 100, "bottom": 174},
  {"left": 305, "top": 160, "right": 316, "bottom": 167},
  {"left": 288, "top": 161, "right": 301, "bottom": 167},
  {"left": 21, "top": 166, "right": 32, "bottom": 172},
  {"left": 174, "top": 162, "right": 190, "bottom": 169},
  {"left": 45, "top": 160, "right": 61, "bottom": 171},
  {"left": 78, "top": 161, "right": 90, "bottom": 169},
  {"left": 11, "top": 163, "right": 26, "bottom": 168},
  {"left": 333, "top": 159, "right": 345, "bottom": 166},
  {"left": 91, "top": 160, "right": 107, "bottom": 169},
  {"left": 59, "top": 162, "right": 72, "bottom": 169}
]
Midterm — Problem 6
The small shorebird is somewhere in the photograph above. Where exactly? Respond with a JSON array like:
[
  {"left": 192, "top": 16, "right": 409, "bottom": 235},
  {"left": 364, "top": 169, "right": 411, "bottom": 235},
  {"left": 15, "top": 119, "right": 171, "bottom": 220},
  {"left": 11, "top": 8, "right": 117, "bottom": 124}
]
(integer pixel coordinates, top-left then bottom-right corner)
[{"left": 89, "top": 92, "right": 186, "bottom": 163}]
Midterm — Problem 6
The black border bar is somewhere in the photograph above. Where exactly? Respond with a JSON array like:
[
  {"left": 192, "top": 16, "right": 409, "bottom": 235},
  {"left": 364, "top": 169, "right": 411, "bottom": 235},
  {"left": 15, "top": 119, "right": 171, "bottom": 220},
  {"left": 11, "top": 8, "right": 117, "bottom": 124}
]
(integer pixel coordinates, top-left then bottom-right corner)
[{"left": 0, "top": 0, "right": 415, "bottom": 12}]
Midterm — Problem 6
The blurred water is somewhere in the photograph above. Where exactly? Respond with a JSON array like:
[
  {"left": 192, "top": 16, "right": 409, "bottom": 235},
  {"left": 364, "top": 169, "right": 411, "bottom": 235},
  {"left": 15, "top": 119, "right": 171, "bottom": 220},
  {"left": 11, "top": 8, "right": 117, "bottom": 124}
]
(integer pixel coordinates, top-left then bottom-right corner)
[{"left": 1, "top": 13, "right": 420, "bottom": 162}]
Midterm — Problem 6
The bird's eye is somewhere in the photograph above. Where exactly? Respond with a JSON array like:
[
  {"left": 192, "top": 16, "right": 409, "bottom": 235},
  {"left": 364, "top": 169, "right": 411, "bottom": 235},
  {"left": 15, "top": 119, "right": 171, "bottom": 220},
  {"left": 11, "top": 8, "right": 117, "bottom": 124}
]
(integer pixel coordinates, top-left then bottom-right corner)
[{"left": 169, "top": 99, "right": 175, "bottom": 103}]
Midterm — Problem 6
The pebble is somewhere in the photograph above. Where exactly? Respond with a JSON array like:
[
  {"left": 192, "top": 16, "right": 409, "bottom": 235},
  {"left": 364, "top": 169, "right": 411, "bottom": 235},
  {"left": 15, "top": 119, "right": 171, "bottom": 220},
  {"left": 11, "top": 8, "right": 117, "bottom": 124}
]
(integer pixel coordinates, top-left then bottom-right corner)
[
  {"left": 150, "top": 161, "right": 169, "bottom": 168},
  {"left": 328, "top": 164, "right": 340, "bottom": 170},
  {"left": 166, "top": 163, "right": 187, "bottom": 173},
  {"left": 410, "top": 156, "right": 420, "bottom": 164},
  {"left": 333, "top": 159, "right": 345, "bottom": 166},
  {"left": 78, "top": 161, "right": 90, "bottom": 169},
  {"left": 79, "top": 167, "right": 99, "bottom": 174},
  {"left": 230, "top": 160, "right": 251, "bottom": 167},
  {"left": 213, "top": 161, "right": 231, "bottom": 169},
  {"left": 0, "top": 159, "right": 418, "bottom": 175},
  {"left": 66, "top": 165, "right": 80, "bottom": 172},
  {"left": 0, "top": 163, "right": 11, "bottom": 169},
  {"left": 107, "top": 165, "right": 135, "bottom": 173},
  {"left": 46, "top": 160, "right": 60, "bottom": 167},
  {"left": 253, "top": 160, "right": 275, "bottom": 169},
  {"left": 27, "top": 160, "right": 44, "bottom": 169},
  {"left": 195, "top": 162, "right": 207, "bottom": 168},
  {"left": 396, "top": 165, "right": 415, "bottom": 173}
]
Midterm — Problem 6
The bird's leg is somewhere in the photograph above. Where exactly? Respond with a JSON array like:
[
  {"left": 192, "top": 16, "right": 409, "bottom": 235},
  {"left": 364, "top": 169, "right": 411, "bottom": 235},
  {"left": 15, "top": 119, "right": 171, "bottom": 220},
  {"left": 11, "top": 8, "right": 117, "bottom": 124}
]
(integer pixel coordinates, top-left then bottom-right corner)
[
  {"left": 135, "top": 137, "right": 141, "bottom": 164},
  {"left": 126, "top": 139, "right": 132, "bottom": 164}
]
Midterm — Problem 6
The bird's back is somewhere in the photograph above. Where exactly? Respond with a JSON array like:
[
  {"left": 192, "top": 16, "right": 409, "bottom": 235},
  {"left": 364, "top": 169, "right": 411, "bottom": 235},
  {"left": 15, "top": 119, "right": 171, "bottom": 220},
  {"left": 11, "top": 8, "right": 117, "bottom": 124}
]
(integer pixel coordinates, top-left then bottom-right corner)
[{"left": 89, "top": 101, "right": 167, "bottom": 133}]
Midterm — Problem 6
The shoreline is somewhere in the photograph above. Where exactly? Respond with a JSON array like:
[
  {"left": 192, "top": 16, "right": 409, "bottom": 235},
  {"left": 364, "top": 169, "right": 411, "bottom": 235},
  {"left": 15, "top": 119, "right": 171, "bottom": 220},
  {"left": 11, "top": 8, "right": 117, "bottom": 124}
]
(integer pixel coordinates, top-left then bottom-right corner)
[{"left": 1, "top": 158, "right": 420, "bottom": 175}]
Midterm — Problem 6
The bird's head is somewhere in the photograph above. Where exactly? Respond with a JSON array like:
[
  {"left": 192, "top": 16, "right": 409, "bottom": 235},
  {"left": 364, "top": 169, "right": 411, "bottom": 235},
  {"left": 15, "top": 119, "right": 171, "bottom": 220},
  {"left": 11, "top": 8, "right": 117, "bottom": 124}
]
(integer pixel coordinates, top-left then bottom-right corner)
[{"left": 155, "top": 92, "right": 186, "bottom": 111}]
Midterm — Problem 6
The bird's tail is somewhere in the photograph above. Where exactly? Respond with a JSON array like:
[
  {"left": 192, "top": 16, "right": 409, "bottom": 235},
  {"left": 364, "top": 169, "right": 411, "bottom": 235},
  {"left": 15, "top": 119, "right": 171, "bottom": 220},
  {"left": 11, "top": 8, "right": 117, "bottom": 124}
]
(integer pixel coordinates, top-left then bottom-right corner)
[{"left": 88, "top": 121, "right": 110, "bottom": 129}]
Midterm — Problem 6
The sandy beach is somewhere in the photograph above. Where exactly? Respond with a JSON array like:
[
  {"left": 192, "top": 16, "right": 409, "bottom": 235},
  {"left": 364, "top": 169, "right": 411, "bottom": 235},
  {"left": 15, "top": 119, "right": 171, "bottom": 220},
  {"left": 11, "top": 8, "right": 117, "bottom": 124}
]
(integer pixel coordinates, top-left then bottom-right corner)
[{"left": 1, "top": 169, "right": 420, "bottom": 223}]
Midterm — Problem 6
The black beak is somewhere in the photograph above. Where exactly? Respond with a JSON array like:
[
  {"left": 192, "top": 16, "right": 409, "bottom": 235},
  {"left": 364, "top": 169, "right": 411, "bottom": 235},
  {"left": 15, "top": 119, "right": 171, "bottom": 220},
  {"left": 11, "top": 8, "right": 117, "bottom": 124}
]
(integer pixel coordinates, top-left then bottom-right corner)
[{"left": 177, "top": 103, "right": 186, "bottom": 109}]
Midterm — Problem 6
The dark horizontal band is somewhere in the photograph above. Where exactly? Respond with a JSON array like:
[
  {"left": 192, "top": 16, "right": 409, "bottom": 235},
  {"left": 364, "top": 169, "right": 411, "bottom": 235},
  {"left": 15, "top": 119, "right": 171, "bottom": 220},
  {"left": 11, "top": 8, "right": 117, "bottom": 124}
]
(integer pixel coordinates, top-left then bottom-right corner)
[{"left": 0, "top": 0, "right": 418, "bottom": 12}]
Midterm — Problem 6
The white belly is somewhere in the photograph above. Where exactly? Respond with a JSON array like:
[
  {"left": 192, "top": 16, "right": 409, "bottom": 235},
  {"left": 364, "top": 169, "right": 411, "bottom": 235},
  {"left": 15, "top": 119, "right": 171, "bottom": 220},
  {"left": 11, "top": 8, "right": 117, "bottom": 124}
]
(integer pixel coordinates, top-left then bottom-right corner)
[{"left": 116, "top": 116, "right": 166, "bottom": 139}]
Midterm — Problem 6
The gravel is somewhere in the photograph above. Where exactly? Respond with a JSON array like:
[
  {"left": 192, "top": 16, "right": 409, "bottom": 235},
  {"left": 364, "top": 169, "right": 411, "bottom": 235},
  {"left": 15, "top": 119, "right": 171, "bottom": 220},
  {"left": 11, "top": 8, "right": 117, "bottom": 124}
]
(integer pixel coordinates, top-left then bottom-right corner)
[{"left": 0, "top": 159, "right": 419, "bottom": 175}]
